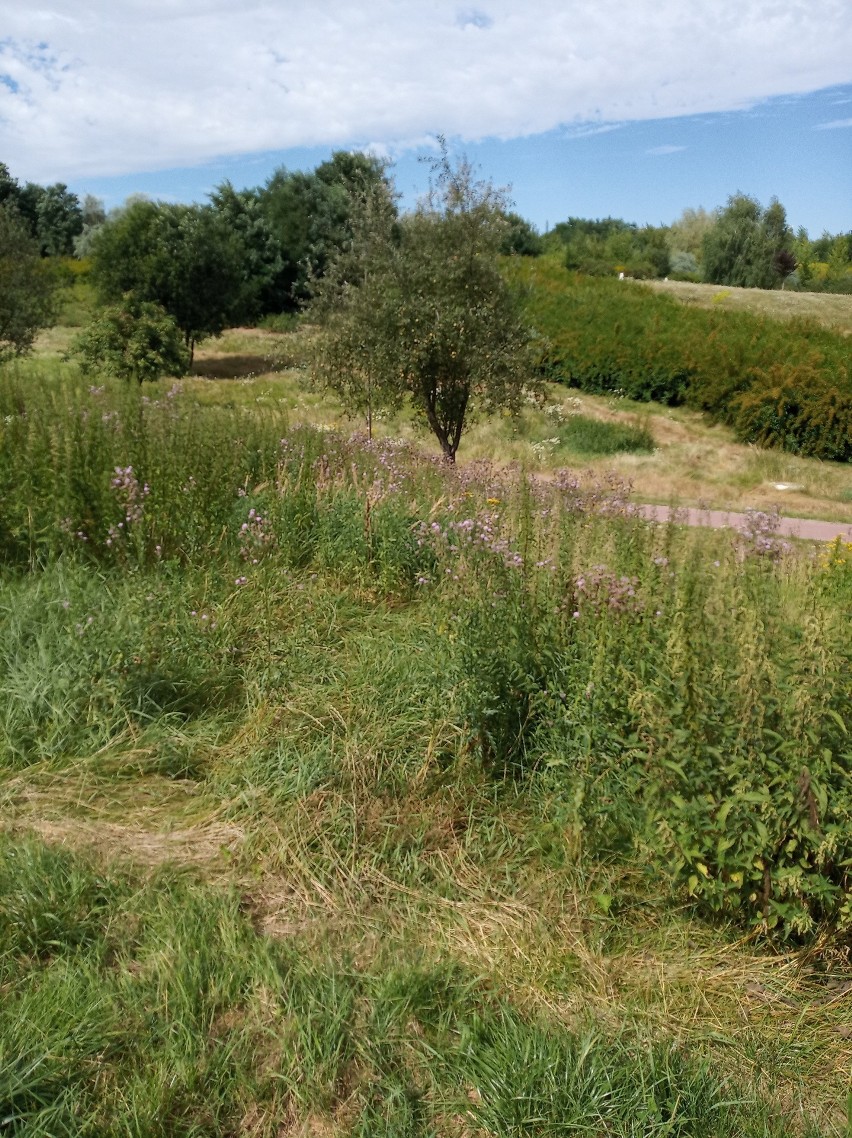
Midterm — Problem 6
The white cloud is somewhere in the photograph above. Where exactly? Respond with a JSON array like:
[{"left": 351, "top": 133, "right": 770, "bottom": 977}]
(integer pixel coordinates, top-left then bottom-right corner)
[
  {"left": 1, "top": 0, "right": 851, "bottom": 181},
  {"left": 646, "top": 144, "right": 686, "bottom": 155},
  {"left": 815, "top": 116, "right": 852, "bottom": 129},
  {"left": 563, "top": 123, "right": 625, "bottom": 140}
]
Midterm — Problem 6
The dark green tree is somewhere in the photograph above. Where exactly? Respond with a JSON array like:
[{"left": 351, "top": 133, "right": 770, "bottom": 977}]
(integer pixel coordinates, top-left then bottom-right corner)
[
  {"left": 258, "top": 151, "right": 390, "bottom": 309},
  {"left": 314, "top": 150, "right": 387, "bottom": 196},
  {"left": 500, "top": 211, "right": 543, "bottom": 256},
  {"left": 209, "top": 182, "right": 284, "bottom": 319},
  {"left": 702, "top": 194, "right": 793, "bottom": 289},
  {"left": 0, "top": 204, "right": 58, "bottom": 359},
  {"left": 34, "top": 184, "right": 83, "bottom": 256},
  {"left": 89, "top": 200, "right": 248, "bottom": 359},
  {"left": 0, "top": 163, "right": 20, "bottom": 209},
  {"left": 310, "top": 152, "right": 535, "bottom": 462},
  {"left": 0, "top": 169, "right": 82, "bottom": 256}
]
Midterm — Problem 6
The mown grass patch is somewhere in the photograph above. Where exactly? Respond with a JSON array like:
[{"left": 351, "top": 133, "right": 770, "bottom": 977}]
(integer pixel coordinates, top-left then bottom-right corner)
[
  {"left": 643, "top": 278, "right": 852, "bottom": 335},
  {"left": 0, "top": 833, "right": 836, "bottom": 1137}
]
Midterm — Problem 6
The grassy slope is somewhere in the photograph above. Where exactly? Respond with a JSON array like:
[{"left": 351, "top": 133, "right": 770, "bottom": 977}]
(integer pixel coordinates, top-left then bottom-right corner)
[{"left": 641, "top": 279, "right": 852, "bottom": 336}]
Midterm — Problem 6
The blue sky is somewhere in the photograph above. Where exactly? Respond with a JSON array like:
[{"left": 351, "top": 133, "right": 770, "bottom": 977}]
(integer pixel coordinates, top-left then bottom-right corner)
[{"left": 2, "top": 2, "right": 851, "bottom": 235}]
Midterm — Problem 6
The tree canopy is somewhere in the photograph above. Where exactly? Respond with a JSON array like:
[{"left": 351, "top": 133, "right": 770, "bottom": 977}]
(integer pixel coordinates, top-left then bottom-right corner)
[
  {"left": 702, "top": 194, "right": 794, "bottom": 289},
  {"left": 548, "top": 215, "right": 670, "bottom": 279},
  {"left": 310, "top": 152, "right": 535, "bottom": 462},
  {"left": 254, "top": 151, "right": 389, "bottom": 308},
  {"left": 88, "top": 200, "right": 250, "bottom": 357},
  {"left": 0, "top": 203, "right": 58, "bottom": 360},
  {"left": 0, "top": 164, "right": 83, "bottom": 257}
]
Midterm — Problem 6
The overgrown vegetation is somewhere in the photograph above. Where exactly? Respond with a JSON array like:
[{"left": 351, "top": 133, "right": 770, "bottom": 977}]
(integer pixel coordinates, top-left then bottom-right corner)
[
  {"left": 2, "top": 146, "right": 852, "bottom": 1131},
  {"left": 515, "top": 257, "right": 852, "bottom": 461},
  {"left": 2, "top": 355, "right": 851, "bottom": 1132}
]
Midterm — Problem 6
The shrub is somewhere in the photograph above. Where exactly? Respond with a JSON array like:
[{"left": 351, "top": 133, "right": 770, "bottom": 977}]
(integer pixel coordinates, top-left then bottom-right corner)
[
  {"left": 71, "top": 294, "right": 190, "bottom": 383},
  {"left": 731, "top": 367, "right": 852, "bottom": 462},
  {"left": 509, "top": 257, "right": 852, "bottom": 460}
]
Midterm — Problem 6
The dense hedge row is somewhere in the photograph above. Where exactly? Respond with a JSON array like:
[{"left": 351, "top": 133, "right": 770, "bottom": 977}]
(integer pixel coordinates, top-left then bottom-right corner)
[{"left": 512, "top": 258, "right": 852, "bottom": 461}]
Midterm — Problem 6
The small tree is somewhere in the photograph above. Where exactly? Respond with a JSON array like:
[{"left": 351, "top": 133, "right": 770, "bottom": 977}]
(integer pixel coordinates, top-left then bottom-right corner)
[
  {"left": 71, "top": 295, "right": 190, "bottom": 383},
  {"left": 89, "top": 200, "right": 248, "bottom": 361},
  {"left": 0, "top": 204, "right": 58, "bottom": 360},
  {"left": 311, "top": 151, "right": 535, "bottom": 461}
]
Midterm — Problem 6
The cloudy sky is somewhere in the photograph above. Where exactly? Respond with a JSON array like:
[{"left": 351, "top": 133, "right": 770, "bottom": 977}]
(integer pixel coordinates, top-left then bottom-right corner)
[{"left": 2, "top": 1, "right": 851, "bottom": 232}]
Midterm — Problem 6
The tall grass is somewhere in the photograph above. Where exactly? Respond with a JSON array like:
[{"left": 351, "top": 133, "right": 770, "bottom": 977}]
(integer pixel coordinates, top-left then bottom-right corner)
[
  {"left": 2, "top": 359, "right": 851, "bottom": 1133},
  {"left": 2, "top": 363, "right": 850, "bottom": 939}
]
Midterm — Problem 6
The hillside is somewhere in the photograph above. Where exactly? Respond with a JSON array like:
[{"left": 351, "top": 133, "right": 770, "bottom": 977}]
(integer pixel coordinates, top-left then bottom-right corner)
[
  {"left": 508, "top": 258, "right": 852, "bottom": 464},
  {"left": 642, "top": 278, "right": 852, "bottom": 335}
]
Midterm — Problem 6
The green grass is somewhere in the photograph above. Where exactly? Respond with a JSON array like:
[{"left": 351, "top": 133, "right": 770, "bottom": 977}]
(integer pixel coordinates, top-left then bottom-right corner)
[
  {"left": 553, "top": 412, "right": 655, "bottom": 456},
  {"left": 510, "top": 256, "right": 852, "bottom": 462},
  {"left": 1, "top": 356, "right": 851, "bottom": 1135},
  {"left": 0, "top": 835, "right": 834, "bottom": 1136}
]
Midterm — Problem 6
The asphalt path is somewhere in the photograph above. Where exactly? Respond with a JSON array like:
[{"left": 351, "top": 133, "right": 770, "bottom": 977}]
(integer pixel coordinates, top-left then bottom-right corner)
[{"left": 635, "top": 504, "right": 852, "bottom": 543}]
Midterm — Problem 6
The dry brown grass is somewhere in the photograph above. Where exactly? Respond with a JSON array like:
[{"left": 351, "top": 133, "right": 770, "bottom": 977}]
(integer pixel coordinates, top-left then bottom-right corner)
[
  {"left": 0, "top": 758, "right": 241, "bottom": 871},
  {"left": 641, "top": 278, "right": 852, "bottom": 334},
  {"left": 459, "top": 386, "right": 852, "bottom": 523}
]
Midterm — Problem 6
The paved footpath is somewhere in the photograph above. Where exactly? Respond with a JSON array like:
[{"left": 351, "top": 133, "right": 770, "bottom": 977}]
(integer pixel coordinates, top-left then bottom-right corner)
[{"left": 635, "top": 504, "right": 852, "bottom": 543}]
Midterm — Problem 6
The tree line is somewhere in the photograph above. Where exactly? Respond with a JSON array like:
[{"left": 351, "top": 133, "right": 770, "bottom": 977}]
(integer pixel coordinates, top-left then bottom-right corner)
[
  {"left": 1, "top": 149, "right": 540, "bottom": 462},
  {"left": 1, "top": 152, "right": 851, "bottom": 461},
  {"left": 2, "top": 152, "right": 851, "bottom": 364},
  {"left": 543, "top": 196, "right": 852, "bottom": 292}
]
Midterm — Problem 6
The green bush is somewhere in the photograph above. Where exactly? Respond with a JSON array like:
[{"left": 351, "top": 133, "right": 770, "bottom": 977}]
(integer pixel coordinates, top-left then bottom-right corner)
[
  {"left": 732, "top": 367, "right": 852, "bottom": 461},
  {"left": 70, "top": 294, "right": 190, "bottom": 383},
  {"left": 510, "top": 258, "right": 852, "bottom": 460},
  {"left": 256, "top": 310, "right": 301, "bottom": 333}
]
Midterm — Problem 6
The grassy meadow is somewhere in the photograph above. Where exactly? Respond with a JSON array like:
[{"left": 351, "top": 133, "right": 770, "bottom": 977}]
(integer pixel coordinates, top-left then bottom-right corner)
[
  {"left": 1, "top": 291, "right": 851, "bottom": 1135},
  {"left": 641, "top": 279, "right": 852, "bottom": 336}
]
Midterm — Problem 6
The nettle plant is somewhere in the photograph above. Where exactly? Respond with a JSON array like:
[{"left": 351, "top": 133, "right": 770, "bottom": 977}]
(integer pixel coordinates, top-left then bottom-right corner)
[{"left": 420, "top": 482, "right": 852, "bottom": 940}]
